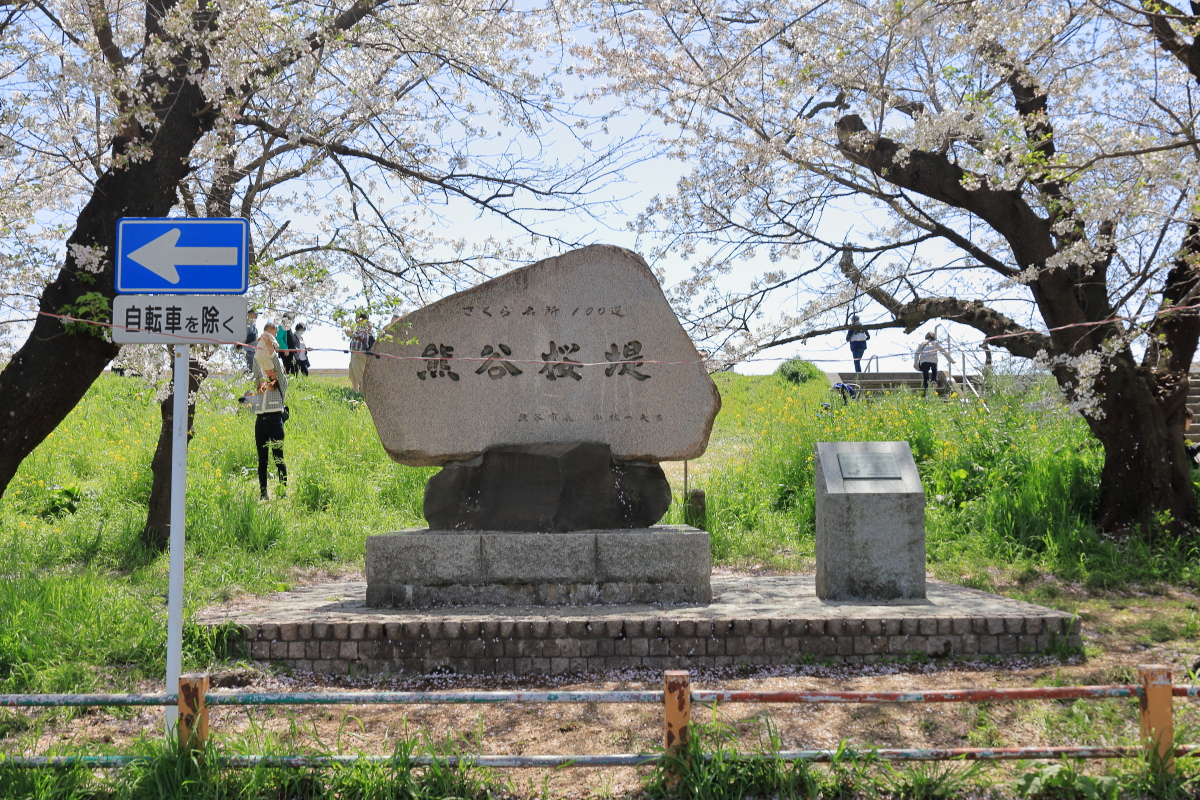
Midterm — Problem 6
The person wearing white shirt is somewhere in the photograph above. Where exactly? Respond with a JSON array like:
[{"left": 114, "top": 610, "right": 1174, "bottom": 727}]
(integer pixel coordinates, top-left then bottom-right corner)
[
  {"left": 251, "top": 323, "right": 288, "bottom": 500},
  {"left": 914, "top": 332, "right": 950, "bottom": 396}
]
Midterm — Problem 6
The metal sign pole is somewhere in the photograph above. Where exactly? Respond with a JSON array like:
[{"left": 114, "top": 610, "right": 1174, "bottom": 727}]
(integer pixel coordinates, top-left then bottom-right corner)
[
  {"left": 164, "top": 343, "right": 189, "bottom": 732},
  {"left": 113, "top": 216, "right": 250, "bottom": 735}
]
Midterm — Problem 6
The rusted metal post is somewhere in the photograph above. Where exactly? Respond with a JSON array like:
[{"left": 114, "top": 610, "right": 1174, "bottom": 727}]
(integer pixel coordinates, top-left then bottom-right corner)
[
  {"left": 1138, "top": 664, "right": 1174, "bottom": 773},
  {"left": 664, "top": 670, "right": 691, "bottom": 786},
  {"left": 178, "top": 673, "right": 210, "bottom": 752},
  {"left": 684, "top": 489, "right": 706, "bottom": 530}
]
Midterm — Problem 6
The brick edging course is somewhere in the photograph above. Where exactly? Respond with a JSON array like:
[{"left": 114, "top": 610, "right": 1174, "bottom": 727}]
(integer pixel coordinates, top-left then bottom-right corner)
[{"left": 240, "top": 614, "right": 1081, "bottom": 676}]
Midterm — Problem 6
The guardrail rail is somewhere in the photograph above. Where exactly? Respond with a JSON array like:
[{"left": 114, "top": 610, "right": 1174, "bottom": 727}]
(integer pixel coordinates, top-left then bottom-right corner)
[{"left": 1, "top": 664, "right": 1196, "bottom": 778}]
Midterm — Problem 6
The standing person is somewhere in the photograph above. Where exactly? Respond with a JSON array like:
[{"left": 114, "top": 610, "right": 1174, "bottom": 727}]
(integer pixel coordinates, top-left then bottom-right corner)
[
  {"left": 914, "top": 331, "right": 951, "bottom": 396},
  {"left": 242, "top": 309, "right": 258, "bottom": 373},
  {"left": 846, "top": 314, "right": 870, "bottom": 373},
  {"left": 277, "top": 317, "right": 297, "bottom": 375},
  {"left": 344, "top": 310, "right": 373, "bottom": 394},
  {"left": 252, "top": 323, "right": 288, "bottom": 500},
  {"left": 292, "top": 322, "right": 311, "bottom": 377}
]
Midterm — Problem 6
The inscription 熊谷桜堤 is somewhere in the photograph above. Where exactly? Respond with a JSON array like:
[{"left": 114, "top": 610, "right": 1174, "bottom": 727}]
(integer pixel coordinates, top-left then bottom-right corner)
[{"left": 363, "top": 244, "right": 720, "bottom": 467}]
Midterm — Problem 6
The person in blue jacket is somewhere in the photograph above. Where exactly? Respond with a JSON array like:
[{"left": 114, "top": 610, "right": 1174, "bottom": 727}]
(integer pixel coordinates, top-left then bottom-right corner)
[{"left": 846, "top": 315, "right": 870, "bottom": 372}]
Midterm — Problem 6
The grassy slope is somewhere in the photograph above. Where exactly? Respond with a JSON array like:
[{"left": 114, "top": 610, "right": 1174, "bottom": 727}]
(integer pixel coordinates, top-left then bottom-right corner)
[
  {"left": 690, "top": 372, "right": 1199, "bottom": 594},
  {"left": 0, "top": 374, "right": 430, "bottom": 692},
  {"left": 1, "top": 369, "right": 1199, "bottom": 693}
]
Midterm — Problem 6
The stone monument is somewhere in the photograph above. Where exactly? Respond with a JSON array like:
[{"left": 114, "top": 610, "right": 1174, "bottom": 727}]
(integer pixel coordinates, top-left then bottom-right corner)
[
  {"left": 813, "top": 441, "right": 926, "bottom": 601},
  {"left": 362, "top": 245, "right": 721, "bottom": 607}
]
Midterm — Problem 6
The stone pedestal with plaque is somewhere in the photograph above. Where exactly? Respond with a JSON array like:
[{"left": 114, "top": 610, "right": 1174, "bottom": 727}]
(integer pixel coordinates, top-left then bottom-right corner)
[
  {"left": 361, "top": 245, "right": 721, "bottom": 607},
  {"left": 814, "top": 441, "right": 926, "bottom": 601}
]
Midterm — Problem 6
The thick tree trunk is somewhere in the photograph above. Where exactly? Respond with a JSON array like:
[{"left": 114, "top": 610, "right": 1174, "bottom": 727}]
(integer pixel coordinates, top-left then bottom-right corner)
[
  {"left": 141, "top": 356, "right": 208, "bottom": 552},
  {"left": 0, "top": 0, "right": 217, "bottom": 500},
  {"left": 835, "top": 112, "right": 1200, "bottom": 540},
  {"left": 1084, "top": 357, "right": 1198, "bottom": 538}
]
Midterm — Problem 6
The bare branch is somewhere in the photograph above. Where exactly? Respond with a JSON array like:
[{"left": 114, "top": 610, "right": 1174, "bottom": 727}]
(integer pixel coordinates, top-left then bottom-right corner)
[{"left": 88, "top": 0, "right": 128, "bottom": 71}]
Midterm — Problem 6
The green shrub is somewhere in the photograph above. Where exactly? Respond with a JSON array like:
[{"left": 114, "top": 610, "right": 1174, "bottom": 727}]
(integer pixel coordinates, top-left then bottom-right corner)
[{"left": 775, "top": 358, "right": 824, "bottom": 384}]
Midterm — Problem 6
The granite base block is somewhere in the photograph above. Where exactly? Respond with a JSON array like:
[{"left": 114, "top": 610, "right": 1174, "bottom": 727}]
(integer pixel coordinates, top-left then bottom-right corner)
[{"left": 365, "top": 525, "right": 712, "bottom": 607}]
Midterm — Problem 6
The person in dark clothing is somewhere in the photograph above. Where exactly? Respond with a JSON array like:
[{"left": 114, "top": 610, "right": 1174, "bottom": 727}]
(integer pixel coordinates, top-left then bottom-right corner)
[
  {"left": 846, "top": 314, "right": 870, "bottom": 372},
  {"left": 292, "top": 322, "right": 310, "bottom": 376},
  {"left": 914, "top": 331, "right": 950, "bottom": 396},
  {"left": 241, "top": 309, "right": 258, "bottom": 373},
  {"left": 252, "top": 323, "right": 288, "bottom": 500}
]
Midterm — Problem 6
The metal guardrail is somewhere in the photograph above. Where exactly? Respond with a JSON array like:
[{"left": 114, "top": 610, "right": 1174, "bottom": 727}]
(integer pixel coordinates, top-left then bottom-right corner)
[
  {"left": 931, "top": 323, "right": 989, "bottom": 403},
  {"left": 0, "top": 666, "right": 1195, "bottom": 776}
]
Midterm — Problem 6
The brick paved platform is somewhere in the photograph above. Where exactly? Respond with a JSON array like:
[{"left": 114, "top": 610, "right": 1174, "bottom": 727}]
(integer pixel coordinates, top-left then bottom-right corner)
[{"left": 196, "top": 575, "right": 1079, "bottom": 675}]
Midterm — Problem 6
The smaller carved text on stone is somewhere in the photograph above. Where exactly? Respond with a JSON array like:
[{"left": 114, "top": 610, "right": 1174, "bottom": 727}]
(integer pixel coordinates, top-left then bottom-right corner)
[{"left": 837, "top": 452, "right": 901, "bottom": 479}]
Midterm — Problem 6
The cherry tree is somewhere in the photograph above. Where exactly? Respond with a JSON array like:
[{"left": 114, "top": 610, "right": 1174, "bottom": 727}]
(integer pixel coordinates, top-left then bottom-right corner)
[
  {"left": 0, "top": 0, "right": 626, "bottom": 506},
  {"left": 576, "top": 0, "right": 1200, "bottom": 537}
]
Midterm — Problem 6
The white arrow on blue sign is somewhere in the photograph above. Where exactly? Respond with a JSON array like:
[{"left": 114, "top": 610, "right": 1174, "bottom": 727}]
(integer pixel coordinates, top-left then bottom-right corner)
[{"left": 116, "top": 218, "right": 249, "bottom": 294}]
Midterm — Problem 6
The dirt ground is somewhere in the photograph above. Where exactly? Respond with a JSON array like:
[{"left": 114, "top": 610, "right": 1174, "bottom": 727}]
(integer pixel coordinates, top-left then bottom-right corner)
[{"left": 4, "top": 577, "right": 1199, "bottom": 798}]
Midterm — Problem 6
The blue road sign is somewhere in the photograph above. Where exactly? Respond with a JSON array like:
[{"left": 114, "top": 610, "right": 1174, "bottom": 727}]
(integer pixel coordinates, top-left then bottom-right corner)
[
  {"left": 116, "top": 218, "right": 249, "bottom": 294},
  {"left": 112, "top": 295, "right": 247, "bottom": 344}
]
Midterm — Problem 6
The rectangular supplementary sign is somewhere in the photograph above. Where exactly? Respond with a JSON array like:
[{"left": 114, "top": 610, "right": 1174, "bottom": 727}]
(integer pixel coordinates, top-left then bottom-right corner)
[
  {"left": 116, "top": 218, "right": 249, "bottom": 294},
  {"left": 112, "top": 295, "right": 246, "bottom": 344},
  {"left": 837, "top": 452, "right": 902, "bottom": 480}
]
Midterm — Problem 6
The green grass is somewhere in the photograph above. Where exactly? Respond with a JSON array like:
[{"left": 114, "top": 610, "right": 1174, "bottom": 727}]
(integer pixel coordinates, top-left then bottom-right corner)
[
  {"left": 0, "top": 734, "right": 504, "bottom": 799},
  {"left": 2, "top": 734, "right": 1198, "bottom": 800},
  {"left": 643, "top": 714, "right": 1200, "bottom": 799}
]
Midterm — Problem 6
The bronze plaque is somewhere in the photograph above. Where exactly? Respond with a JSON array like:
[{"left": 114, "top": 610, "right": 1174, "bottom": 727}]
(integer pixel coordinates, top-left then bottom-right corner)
[{"left": 837, "top": 452, "right": 901, "bottom": 480}]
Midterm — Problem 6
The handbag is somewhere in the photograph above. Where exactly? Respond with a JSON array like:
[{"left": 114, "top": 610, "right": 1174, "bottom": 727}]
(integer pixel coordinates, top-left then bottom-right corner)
[{"left": 251, "top": 388, "right": 285, "bottom": 415}]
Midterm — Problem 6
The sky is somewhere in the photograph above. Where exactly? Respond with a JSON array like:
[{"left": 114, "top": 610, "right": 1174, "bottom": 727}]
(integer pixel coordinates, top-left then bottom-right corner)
[
  {"left": 275, "top": 79, "right": 989, "bottom": 381},
  {"left": 288, "top": 151, "right": 980, "bottom": 381}
]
